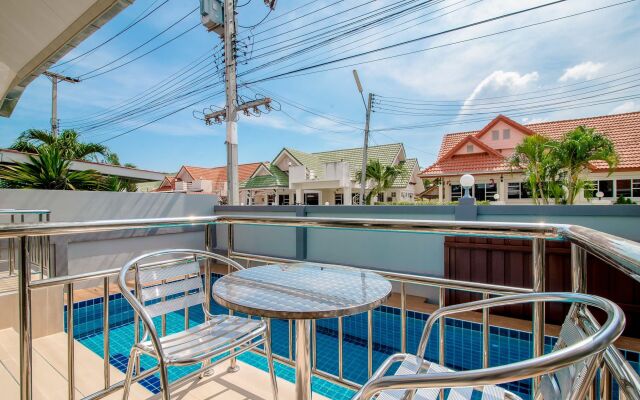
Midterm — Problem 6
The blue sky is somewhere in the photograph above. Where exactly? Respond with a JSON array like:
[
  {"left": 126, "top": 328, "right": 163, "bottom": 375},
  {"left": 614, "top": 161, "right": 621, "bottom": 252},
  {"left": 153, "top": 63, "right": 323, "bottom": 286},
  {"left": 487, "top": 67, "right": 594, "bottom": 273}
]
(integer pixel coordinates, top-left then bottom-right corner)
[{"left": 1, "top": 0, "right": 639, "bottom": 173}]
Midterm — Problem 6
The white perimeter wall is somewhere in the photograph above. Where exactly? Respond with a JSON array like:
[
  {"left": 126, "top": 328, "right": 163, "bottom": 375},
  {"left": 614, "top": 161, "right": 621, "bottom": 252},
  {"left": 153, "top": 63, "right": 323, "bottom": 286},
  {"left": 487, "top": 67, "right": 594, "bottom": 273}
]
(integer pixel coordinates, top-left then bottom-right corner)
[{"left": 0, "top": 189, "right": 217, "bottom": 279}]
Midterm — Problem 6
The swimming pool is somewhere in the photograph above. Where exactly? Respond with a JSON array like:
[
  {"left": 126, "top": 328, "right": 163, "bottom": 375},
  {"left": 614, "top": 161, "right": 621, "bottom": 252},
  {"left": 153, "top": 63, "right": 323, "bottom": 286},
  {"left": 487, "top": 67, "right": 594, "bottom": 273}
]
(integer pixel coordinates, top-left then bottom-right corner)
[{"left": 67, "top": 274, "right": 640, "bottom": 400}]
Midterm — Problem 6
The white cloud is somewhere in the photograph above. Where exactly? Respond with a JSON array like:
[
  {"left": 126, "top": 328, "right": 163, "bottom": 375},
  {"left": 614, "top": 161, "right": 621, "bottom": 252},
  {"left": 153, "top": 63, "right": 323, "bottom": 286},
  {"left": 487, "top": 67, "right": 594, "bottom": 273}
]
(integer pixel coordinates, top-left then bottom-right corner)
[
  {"left": 610, "top": 101, "right": 640, "bottom": 115},
  {"left": 558, "top": 61, "right": 605, "bottom": 82},
  {"left": 462, "top": 70, "right": 539, "bottom": 109}
]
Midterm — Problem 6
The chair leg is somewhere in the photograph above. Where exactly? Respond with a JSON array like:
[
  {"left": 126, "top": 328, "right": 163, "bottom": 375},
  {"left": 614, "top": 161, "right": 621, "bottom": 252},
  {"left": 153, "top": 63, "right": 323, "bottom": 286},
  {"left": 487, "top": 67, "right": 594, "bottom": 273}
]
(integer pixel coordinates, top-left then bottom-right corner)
[
  {"left": 122, "top": 348, "right": 138, "bottom": 400},
  {"left": 264, "top": 320, "right": 279, "bottom": 400},
  {"left": 159, "top": 361, "right": 171, "bottom": 400}
]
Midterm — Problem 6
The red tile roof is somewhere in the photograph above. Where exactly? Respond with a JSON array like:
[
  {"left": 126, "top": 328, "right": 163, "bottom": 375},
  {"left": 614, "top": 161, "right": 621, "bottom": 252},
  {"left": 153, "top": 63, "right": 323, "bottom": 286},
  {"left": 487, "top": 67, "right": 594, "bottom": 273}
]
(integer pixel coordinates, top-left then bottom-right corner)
[
  {"left": 422, "top": 112, "right": 640, "bottom": 176},
  {"left": 182, "top": 162, "right": 263, "bottom": 183},
  {"left": 154, "top": 162, "right": 263, "bottom": 192}
]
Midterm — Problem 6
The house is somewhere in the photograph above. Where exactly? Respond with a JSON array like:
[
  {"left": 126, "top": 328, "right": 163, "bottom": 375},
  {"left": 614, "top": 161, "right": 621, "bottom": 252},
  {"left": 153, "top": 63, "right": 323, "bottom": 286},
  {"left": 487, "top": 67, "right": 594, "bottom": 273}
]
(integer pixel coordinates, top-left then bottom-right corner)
[
  {"left": 155, "top": 163, "right": 263, "bottom": 200},
  {"left": 240, "top": 143, "right": 424, "bottom": 205},
  {"left": 420, "top": 112, "right": 640, "bottom": 204}
]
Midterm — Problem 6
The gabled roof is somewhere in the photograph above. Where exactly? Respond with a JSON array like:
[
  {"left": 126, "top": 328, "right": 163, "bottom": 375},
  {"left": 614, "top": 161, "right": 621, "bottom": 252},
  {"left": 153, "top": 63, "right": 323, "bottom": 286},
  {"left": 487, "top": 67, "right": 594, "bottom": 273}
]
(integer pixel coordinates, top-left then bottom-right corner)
[
  {"left": 474, "top": 114, "right": 536, "bottom": 140},
  {"left": 422, "top": 111, "right": 640, "bottom": 176},
  {"left": 182, "top": 162, "right": 263, "bottom": 183},
  {"left": 440, "top": 134, "right": 504, "bottom": 160},
  {"left": 391, "top": 158, "right": 419, "bottom": 188},
  {"left": 241, "top": 163, "right": 289, "bottom": 189},
  {"left": 240, "top": 143, "right": 413, "bottom": 189}
]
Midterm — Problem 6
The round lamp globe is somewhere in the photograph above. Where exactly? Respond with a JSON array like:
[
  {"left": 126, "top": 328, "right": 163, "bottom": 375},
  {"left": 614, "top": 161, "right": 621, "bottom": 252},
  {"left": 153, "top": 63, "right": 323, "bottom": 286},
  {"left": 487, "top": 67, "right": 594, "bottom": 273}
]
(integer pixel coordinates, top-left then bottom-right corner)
[{"left": 460, "top": 174, "right": 475, "bottom": 188}]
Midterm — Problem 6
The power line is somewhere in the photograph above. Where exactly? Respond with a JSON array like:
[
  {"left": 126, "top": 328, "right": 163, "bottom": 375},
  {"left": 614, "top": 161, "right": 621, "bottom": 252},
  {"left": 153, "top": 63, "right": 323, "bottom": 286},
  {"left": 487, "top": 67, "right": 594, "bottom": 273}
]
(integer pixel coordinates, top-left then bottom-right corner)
[
  {"left": 78, "top": 6, "right": 199, "bottom": 79},
  {"left": 243, "top": 0, "right": 634, "bottom": 84},
  {"left": 52, "top": 0, "right": 171, "bottom": 70}
]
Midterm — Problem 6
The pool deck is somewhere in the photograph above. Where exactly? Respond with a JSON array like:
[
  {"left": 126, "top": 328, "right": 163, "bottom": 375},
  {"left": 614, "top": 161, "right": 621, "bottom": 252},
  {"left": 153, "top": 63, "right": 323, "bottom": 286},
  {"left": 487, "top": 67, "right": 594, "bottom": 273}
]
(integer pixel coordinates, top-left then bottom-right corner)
[{"left": 0, "top": 328, "right": 326, "bottom": 400}]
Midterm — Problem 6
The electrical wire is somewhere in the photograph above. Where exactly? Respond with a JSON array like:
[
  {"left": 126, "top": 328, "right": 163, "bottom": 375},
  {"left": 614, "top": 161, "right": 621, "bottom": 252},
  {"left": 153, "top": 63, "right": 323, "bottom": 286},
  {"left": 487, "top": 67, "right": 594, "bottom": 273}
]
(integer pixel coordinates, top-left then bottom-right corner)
[
  {"left": 52, "top": 0, "right": 171, "bottom": 70},
  {"left": 239, "top": 9, "right": 272, "bottom": 29},
  {"left": 78, "top": 6, "right": 199, "bottom": 79}
]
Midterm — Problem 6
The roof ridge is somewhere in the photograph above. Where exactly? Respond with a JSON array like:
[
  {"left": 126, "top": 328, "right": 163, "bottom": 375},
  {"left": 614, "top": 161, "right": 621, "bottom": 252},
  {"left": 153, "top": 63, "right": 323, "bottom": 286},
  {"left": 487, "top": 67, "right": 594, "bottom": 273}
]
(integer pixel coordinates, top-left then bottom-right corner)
[
  {"left": 310, "top": 142, "right": 402, "bottom": 155},
  {"left": 524, "top": 110, "right": 640, "bottom": 127}
]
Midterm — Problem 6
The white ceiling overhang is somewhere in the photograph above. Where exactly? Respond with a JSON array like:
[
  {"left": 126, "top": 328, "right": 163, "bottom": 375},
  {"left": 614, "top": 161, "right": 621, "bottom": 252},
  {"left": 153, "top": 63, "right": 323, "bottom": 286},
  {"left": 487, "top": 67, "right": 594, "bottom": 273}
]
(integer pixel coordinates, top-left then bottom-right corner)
[{"left": 0, "top": 0, "right": 133, "bottom": 117}]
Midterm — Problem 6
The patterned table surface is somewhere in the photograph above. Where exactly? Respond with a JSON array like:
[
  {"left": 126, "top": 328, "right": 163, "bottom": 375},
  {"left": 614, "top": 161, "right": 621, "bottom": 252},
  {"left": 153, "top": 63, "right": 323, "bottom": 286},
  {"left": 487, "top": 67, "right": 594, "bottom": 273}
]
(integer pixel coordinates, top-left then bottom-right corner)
[{"left": 212, "top": 262, "right": 392, "bottom": 319}]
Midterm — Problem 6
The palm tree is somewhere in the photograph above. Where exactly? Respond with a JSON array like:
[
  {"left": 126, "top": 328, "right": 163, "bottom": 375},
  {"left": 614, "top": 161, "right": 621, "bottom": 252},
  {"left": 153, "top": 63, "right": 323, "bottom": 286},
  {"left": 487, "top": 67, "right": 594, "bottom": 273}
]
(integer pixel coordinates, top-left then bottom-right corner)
[
  {"left": 10, "top": 129, "right": 109, "bottom": 162},
  {"left": 103, "top": 153, "right": 138, "bottom": 192},
  {"left": 549, "top": 126, "right": 618, "bottom": 204},
  {"left": 510, "top": 134, "right": 558, "bottom": 205},
  {"left": 355, "top": 159, "right": 404, "bottom": 205},
  {"left": 0, "top": 146, "right": 102, "bottom": 190}
]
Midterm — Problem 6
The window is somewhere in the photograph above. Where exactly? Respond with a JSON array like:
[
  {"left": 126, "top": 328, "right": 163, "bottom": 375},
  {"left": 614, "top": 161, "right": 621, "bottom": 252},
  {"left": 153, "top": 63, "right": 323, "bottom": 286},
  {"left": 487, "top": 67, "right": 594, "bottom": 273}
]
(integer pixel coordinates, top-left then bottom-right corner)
[
  {"left": 377, "top": 193, "right": 385, "bottom": 203},
  {"left": 267, "top": 194, "right": 276, "bottom": 205},
  {"left": 334, "top": 193, "right": 343, "bottom": 205},
  {"left": 503, "top": 129, "right": 511, "bottom": 139},
  {"left": 304, "top": 193, "right": 319, "bottom": 205},
  {"left": 617, "top": 179, "right": 632, "bottom": 198},
  {"left": 391, "top": 192, "right": 397, "bottom": 198},
  {"left": 507, "top": 182, "right": 532, "bottom": 199},
  {"left": 451, "top": 184, "right": 462, "bottom": 201},
  {"left": 278, "top": 194, "right": 290, "bottom": 205},
  {"left": 599, "top": 180, "right": 614, "bottom": 198},
  {"left": 474, "top": 183, "right": 497, "bottom": 201},
  {"left": 588, "top": 179, "right": 640, "bottom": 199},
  {"left": 491, "top": 130, "right": 499, "bottom": 140},
  {"left": 466, "top": 144, "right": 474, "bottom": 153}
]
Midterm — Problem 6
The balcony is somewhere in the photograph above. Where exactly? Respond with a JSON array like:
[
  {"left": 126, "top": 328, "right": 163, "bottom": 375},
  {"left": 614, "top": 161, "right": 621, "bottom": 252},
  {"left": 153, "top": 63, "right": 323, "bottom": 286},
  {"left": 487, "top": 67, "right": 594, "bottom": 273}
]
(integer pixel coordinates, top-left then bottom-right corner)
[
  {"left": 1, "top": 211, "right": 639, "bottom": 400},
  {"left": 289, "top": 162, "right": 351, "bottom": 187}
]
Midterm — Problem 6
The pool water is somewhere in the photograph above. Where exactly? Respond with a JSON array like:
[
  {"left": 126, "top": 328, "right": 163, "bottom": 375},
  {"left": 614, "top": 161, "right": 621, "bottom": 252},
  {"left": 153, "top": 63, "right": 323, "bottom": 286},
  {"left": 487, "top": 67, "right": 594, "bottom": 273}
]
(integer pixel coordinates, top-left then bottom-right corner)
[{"left": 68, "top": 275, "right": 640, "bottom": 400}]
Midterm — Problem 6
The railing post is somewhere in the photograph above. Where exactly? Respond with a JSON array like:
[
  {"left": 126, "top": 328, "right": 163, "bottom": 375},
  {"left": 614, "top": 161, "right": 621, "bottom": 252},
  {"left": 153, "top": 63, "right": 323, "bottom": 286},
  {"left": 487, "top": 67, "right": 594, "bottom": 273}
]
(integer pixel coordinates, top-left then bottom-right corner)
[
  {"left": 338, "top": 316, "right": 344, "bottom": 380},
  {"left": 367, "top": 310, "right": 373, "bottom": 378},
  {"left": 103, "top": 277, "right": 110, "bottom": 390},
  {"left": 482, "top": 292, "right": 490, "bottom": 369},
  {"left": 66, "top": 282, "right": 75, "bottom": 400},
  {"left": 438, "top": 287, "right": 445, "bottom": 365},
  {"left": 296, "top": 206, "right": 307, "bottom": 260},
  {"left": 571, "top": 244, "right": 588, "bottom": 293},
  {"left": 532, "top": 237, "right": 545, "bottom": 395},
  {"left": 226, "top": 223, "right": 238, "bottom": 372},
  {"left": 400, "top": 282, "right": 407, "bottom": 353},
  {"left": 600, "top": 364, "right": 611, "bottom": 400},
  {"left": 204, "top": 224, "right": 212, "bottom": 316},
  {"left": 19, "top": 237, "right": 32, "bottom": 400}
]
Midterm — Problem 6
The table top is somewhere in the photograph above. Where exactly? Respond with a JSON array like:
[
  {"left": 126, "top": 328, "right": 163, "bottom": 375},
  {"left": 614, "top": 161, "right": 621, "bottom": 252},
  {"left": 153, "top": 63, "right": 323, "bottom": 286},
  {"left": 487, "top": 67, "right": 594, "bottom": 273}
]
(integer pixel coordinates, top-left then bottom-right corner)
[{"left": 212, "top": 262, "right": 392, "bottom": 319}]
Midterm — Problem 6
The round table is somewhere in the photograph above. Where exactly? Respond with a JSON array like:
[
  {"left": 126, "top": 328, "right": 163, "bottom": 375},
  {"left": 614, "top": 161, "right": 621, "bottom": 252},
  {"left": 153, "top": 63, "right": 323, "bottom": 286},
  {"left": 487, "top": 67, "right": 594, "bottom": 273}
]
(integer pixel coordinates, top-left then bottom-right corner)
[{"left": 212, "top": 262, "right": 392, "bottom": 400}]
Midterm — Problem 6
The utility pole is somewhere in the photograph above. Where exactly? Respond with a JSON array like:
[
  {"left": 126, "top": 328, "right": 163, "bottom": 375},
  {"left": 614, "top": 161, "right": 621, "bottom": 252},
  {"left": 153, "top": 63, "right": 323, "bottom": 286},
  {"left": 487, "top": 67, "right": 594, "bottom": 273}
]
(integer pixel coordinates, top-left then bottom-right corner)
[
  {"left": 223, "top": 0, "right": 239, "bottom": 205},
  {"left": 43, "top": 71, "right": 79, "bottom": 138},
  {"left": 200, "top": 0, "right": 275, "bottom": 205},
  {"left": 353, "top": 70, "right": 374, "bottom": 205}
]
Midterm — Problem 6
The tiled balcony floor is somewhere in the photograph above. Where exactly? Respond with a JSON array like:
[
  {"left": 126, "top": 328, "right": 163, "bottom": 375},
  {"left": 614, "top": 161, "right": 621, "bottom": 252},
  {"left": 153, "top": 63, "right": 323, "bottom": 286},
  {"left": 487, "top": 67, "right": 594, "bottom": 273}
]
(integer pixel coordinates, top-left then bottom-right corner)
[{"left": 0, "top": 328, "right": 329, "bottom": 400}]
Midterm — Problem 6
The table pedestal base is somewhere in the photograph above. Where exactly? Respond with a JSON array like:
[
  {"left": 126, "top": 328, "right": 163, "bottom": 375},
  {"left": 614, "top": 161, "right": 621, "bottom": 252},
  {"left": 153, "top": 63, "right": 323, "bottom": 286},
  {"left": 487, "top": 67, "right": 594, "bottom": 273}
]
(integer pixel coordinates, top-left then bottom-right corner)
[{"left": 295, "top": 320, "right": 312, "bottom": 400}]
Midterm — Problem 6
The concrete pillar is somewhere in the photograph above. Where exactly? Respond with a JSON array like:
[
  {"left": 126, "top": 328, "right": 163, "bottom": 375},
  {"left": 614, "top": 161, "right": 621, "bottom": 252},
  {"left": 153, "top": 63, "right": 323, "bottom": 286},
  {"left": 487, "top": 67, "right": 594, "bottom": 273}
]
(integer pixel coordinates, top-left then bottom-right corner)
[
  {"left": 344, "top": 186, "right": 352, "bottom": 205},
  {"left": 273, "top": 191, "right": 279, "bottom": 205},
  {"left": 499, "top": 181, "right": 506, "bottom": 203},
  {"left": 438, "top": 184, "right": 444, "bottom": 203},
  {"left": 289, "top": 191, "right": 295, "bottom": 205},
  {"left": 295, "top": 188, "right": 303, "bottom": 205}
]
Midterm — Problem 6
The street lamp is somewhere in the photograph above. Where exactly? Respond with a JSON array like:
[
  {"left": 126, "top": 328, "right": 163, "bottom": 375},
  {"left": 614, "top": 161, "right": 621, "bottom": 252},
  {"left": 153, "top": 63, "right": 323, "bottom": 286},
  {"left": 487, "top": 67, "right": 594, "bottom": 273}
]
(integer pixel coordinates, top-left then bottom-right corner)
[
  {"left": 460, "top": 174, "right": 475, "bottom": 198},
  {"left": 353, "top": 69, "right": 373, "bottom": 205}
]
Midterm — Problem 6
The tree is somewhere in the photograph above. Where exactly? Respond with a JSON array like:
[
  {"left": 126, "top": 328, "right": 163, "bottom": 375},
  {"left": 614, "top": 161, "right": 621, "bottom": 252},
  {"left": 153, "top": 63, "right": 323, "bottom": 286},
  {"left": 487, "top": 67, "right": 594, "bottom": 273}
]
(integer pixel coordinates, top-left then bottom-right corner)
[
  {"left": 510, "top": 134, "right": 558, "bottom": 205},
  {"left": 548, "top": 126, "right": 618, "bottom": 205},
  {"left": 103, "top": 153, "right": 138, "bottom": 192},
  {"left": 10, "top": 129, "right": 109, "bottom": 162},
  {"left": 0, "top": 146, "right": 102, "bottom": 190},
  {"left": 355, "top": 159, "right": 404, "bottom": 205}
]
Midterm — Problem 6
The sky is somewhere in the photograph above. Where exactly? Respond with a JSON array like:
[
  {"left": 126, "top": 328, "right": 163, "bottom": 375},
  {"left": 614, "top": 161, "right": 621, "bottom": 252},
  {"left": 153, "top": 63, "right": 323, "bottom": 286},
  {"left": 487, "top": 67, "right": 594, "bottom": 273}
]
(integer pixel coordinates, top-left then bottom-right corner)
[{"left": 1, "top": 0, "right": 639, "bottom": 173}]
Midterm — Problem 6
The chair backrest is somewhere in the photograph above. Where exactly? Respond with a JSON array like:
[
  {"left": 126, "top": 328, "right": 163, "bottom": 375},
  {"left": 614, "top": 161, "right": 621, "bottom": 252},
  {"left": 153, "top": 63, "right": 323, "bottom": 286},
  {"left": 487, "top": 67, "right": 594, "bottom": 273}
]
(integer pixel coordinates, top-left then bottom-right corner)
[
  {"left": 538, "top": 307, "right": 597, "bottom": 400},
  {"left": 135, "top": 258, "right": 205, "bottom": 320}
]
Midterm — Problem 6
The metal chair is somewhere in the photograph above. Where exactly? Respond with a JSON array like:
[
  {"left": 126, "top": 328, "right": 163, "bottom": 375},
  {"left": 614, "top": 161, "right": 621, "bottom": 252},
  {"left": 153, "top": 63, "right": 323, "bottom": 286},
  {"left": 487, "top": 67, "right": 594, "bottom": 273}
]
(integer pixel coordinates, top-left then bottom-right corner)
[
  {"left": 352, "top": 292, "right": 625, "bottom": 400},
  {"left": 118, "top": 249, "right": 279, "bottom": 400}
]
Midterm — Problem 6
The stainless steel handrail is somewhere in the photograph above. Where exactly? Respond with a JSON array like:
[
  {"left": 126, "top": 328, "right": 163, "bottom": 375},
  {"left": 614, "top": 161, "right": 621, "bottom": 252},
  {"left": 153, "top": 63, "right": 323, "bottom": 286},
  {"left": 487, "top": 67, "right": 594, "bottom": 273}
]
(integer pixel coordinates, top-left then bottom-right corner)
[
  {"left": 352, "top": 293, "right": 625, "bottom": 400},
  {"left": 7, "top": 214, "right": 640, "bottom": 400}
]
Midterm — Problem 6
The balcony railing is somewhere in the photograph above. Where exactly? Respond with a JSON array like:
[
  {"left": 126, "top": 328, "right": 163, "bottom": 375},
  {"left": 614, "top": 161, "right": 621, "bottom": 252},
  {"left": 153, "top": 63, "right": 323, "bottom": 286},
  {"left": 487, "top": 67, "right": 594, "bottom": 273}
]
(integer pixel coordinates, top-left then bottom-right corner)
[{"left": 2, "top": 215, "right": 640, "bottom": 400}]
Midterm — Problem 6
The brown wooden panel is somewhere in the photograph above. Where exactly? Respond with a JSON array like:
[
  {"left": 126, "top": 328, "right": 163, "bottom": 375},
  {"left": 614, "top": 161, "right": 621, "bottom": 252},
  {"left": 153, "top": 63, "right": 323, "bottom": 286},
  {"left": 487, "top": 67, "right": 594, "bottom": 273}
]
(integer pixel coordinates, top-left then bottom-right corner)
[{"left": 443, "top": 237, "right": 639, "bottom": 337}]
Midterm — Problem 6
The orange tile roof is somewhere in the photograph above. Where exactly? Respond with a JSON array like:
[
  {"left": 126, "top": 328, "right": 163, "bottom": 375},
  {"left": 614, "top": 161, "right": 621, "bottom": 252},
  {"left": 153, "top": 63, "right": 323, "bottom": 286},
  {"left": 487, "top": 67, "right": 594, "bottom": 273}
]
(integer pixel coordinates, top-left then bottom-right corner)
[
  {"left": 422, "top": 111, "right": 640, "bottom": 176},
  {"left": 182, "top": 162, "right": 263, "bottom": 183}
]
